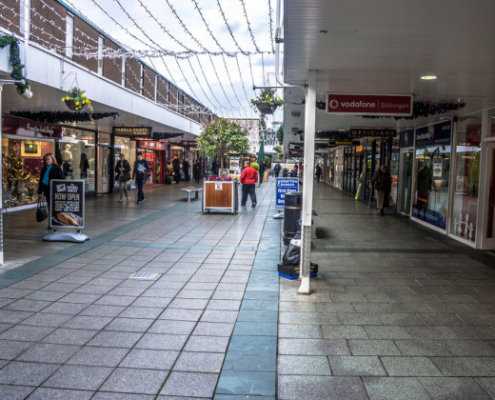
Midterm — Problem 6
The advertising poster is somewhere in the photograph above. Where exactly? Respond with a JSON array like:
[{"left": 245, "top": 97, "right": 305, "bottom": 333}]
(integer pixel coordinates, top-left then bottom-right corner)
[
  {"left": 49, "top": 180, "right": 85, "bottom": 229},
  {"left": 276, "top": 178, "right": 299, "bottom": 210}
]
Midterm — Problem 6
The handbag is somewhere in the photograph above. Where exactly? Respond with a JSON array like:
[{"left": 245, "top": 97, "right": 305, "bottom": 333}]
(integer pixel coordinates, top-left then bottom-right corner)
[
  {"left": 130, "top": 181, "right": 137, "bottom": 190},
  {"left": 36, "top": 197, "right": 48, "bottom": 222}
]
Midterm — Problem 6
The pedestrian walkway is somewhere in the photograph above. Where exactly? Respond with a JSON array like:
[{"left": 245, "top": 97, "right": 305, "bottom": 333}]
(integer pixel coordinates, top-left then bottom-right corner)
[{"left": 1, "top": 180, "right": 495, "bottom": 399}]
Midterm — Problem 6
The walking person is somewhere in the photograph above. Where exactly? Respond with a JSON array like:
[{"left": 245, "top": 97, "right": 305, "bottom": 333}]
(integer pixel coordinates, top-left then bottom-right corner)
[
  {"left": 132, "top": 152, "right": 149, "bottom": 204},
  {"left": 193, "top": 159, "right": 201, "bottom": 184},
  {"left": 258, "top": 160, "right": 266, "bottom": 185},
  {"left": 274, "top": 162, "right": 281, "bottom": 178},
  {"left": 315, "top": 163, "right": 322, "bottom": 182},
  {"left": 370, "top": 164, "right": 392, "bottom": 215},
  {"left": 37, "top": 153, "right": 65, "bottom": 227},
  {"left": 172, "top": 155, "right": 181, "bottom": 184},
  {"left": 211, "top": 156, "right": 219, "bottom": 176},
  {"left": 183, "top": 157, "right": 190, "bottom": 182},
  {"left": 115, "top": 153, "right": 131, "bottom": 203},
  {"left": 79, "top": 153, "right": 89, "bottom": 179},
  {"left": 240, "top": 161, "right": 258, "bottom": 208}
]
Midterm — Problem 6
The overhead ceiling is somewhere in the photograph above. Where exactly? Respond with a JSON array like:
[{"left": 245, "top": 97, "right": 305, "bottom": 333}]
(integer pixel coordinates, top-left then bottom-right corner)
[{"left": 283, "top": 0, "right": 495, "bottom": 132}]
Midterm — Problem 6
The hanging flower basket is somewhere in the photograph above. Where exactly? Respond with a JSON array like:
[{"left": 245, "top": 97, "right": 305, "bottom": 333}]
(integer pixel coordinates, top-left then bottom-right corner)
[
  {"left": 256, "top": 103, "right": 278, "bottom": 114},
  {"left": 64, "top": 99, "right": 86, "bottom": 112}
]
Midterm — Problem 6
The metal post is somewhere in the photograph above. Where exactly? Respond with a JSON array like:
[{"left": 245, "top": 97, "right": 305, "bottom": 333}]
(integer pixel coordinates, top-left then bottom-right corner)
[{"left": 297, "top": 71, "right": 316, "bottom": 295}]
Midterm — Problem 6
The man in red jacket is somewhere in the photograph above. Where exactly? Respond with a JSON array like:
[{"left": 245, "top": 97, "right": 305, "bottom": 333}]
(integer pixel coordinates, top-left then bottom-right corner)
[{"left": 240, "top": 161, "right": 258, "bottom": 208}]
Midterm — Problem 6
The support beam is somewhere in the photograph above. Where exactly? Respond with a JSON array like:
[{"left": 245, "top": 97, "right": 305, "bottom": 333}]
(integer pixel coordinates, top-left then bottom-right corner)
[{"left": 297, "top": 70, "right": 316, "bottom": 295}]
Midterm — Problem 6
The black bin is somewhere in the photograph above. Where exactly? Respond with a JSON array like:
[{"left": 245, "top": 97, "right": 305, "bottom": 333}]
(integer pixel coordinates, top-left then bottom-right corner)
[
  {"left": 282, "top": 168, "right": 288, "bottom": 177},
  {"left": 283, "top": 191, "right": 302, "bottom": 245}
]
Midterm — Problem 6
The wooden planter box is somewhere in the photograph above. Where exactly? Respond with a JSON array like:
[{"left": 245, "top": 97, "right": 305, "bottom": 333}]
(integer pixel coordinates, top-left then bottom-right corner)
[{"left": 202, "top": 180, "right": 238, "bottom": 214}]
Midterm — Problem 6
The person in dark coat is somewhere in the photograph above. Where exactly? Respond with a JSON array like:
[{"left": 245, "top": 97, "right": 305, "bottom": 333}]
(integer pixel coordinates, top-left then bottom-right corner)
[
  {"left": 193, "top": 159, "right": 201, "bottom": 184},
  {"left": 183, "top": 158, "right": 190, "bottom": 182},
  {"left": 172, "top": 155, "right": 181, "bottom": 184},
  {"left": 79, "top": 153, "right": 90, "bottom": 179},
  {"left": 212, "top": 156, "right": 219, "bottom": 176},
  {"left": 370, "top": 165, "right": 392, "bottom": 215},
  {"left": 258, "top": 160, "right": 266, "bottom": 185},
  {"left": 37, "top": 153, "right": 65, "bottom": 211},
  {"left": 132, "top": 152, "right": 150, "bottom": 204},
  {"left": 115, "top": 153, "right": 131, "bottom": 203},
  {"left": 315, "top": 164, "right": 322, "bottom": 182},
  {"left": 274, "top": 162, "right": 281, "bottom": 178}
]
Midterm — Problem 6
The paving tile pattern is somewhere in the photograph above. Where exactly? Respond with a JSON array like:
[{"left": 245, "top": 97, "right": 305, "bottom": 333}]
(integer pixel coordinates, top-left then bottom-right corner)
[{"left": 277, "top": 183, "right": 495, "bottom": 399}]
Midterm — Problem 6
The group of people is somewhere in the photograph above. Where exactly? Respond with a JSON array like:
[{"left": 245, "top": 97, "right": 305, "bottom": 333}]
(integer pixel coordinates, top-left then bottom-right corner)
[{"left": 172, "top": 156, "right": 202, "bottom": 184}]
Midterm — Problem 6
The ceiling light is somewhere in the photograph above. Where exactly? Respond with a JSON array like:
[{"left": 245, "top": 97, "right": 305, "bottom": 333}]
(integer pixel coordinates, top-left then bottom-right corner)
[{"left": 420, "top": 75, "right": 438, "bottom": 80}]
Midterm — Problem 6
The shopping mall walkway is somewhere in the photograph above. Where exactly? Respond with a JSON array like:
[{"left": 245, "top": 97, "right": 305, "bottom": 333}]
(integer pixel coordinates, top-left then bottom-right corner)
[{"left": 1, "top": 180, "right": 495, "bottom": 399}]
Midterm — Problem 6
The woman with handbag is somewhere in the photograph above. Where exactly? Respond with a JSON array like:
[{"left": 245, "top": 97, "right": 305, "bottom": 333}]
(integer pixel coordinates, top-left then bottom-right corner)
[
  {"left": 115, "top": 153, "right": 131, "bottom": 203},
  {"left": 370, "top": 165, "right": 392, "bottom": 215},
  {"left": 37, "top": 153, "right": 65, "bottom": 226}
]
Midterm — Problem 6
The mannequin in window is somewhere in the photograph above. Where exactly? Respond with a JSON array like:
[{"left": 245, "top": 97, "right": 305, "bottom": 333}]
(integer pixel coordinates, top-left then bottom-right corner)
[{"left": 61, "top": 144, "right": 73, "bottom": 178}]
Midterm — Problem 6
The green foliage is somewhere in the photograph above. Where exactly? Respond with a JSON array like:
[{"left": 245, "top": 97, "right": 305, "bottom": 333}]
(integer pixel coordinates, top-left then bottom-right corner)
[
  {"left": 250, "top": 88, "right": 284, "bottom": 106},
  {"left": 264, "top": 155, "right": 271, "bottom": 168},
  {"left": 197, "top": 119, "right": 249, "bottom": 168},
  {"left": 0, "top": 35, "right": 30, "bottom": 94},
  {"left": 251, "top": 162, "right": 260, "bottom": 171},
  {"left": 276, "top": 125, "right": 284, "bottom": 145}
]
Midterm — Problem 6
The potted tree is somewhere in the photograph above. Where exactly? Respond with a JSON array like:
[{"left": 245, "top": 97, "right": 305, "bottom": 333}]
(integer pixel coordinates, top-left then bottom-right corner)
[
  {"left": 250, "top": 88, "right": 284, "bottom": 114},
  {"left": 197, "top": 119, "right": 249, "bottom": 214}
]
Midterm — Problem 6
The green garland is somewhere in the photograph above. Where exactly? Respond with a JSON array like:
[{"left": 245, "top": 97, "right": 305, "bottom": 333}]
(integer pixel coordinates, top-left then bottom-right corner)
[{"left": 0, "top": 35, "right": 30, "bottom": 94}]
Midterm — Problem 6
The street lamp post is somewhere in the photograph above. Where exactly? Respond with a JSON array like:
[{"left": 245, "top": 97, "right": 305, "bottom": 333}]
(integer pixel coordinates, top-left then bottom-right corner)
[{"left": 0, "top": 80, "right": 23, "bottom": 266}]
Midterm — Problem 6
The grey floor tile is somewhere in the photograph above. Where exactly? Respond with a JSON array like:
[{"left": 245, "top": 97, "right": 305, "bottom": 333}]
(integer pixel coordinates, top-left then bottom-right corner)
[
  {"left": 118, "top": 306, "right": 162, "bottom": 319},
  {"left": 0, "top": 385, "right": 35, "bottom": 400},
  {"left": 407, "top": 326, "right": 459, "bottom": 339},
  {"left": 0, "top": 325, "right": 54, "bottom": 342},
  {"left": 381, "top": 356, "right": 442, "bottom": 376},
  {"left": 120, "top": 349, "right": 179, "bottom": 370},
  {"left": 278, "top": 355, "right": 331, "bottom": 376},
  {"left": 136, "top": 333, "right": 189, "bottom": 351},
  {"left": 394, "top": 339, "right": 452, "bottom": 356},
  {"left": 431, "top": 357, "right": 495, "bottom": 376},
  {"left": 185, "top": 335, "right": 230, "bottom": 353},
  {"left": 87, "top": 331, "right": 143, "bottom": 348},
  {"left": 363, "top": 377, "right": 430, "bottom": 400},
  {"left": 0, "top": 361, "right": 59, "bottom": 386},
  {"left": 329, "top": 356, "right": 387, "bottom": 376},
  {"left": 477, "top": 378, "right": 495, "bottom": 398},
  {"left": 278, "top": 376, "right": 367, "bottom": 400},
  {"left": 442, "top": 340, "right": 495, "bottom": 356},
  {"left": 364, "top": 326, "right": 414, "bottom": 340},
  {"left": 63, "top": 316, "right": 113, "bottom": 331},
  {"left": 279, "top": 324, "right": 322, "bottom": 338},
  {"left": 42, "top": 328, "right": 98, "bottom": 346},
  {"left": 20, "top": 312, "right": 72, "bottom": 328},
  {"left": 174, "top": 351, "right": 225, "bottom": 373},
  {"left": 79, "top": 305, "right": 126, "bottom": 318},
  {"left": 161, "top": 371, "right": 218, "bottom": 397},
  {"left": 104, "top": 318, "right": 154, "bottom": 333},
  {"left": 348, "top": 340, "right": 401, "bottom": 356},
  {"left": 321, "top": 325, "right": 368, "bottom": 339},
  {"left": 15, "top": 343, "right": 80, "bottom": 364},
  {"left": 192, "top": 322, "right": 235, "bottom": 337},
  {"left": 101, "top": 368, "right": 168, "bottom": 395},
  {"left": 419, "top": 377, "right": 491, "bottom": 399},
  {"left": 0, "top": 340, "right": 35, "bottom": 360},
  {"left": 28, "top": 387, "right": 93, "bottom": 400},
  {"left": 42, "top": 365, "right": 113, "bottom": 390},
  {"left": 200, "top": 310, "right": 239, "bottom": 324},
  {"left": 278, "top": 339, "right": 351, "bottom": 356},
  {"left": 67, "top": 346, "right": 128, "bottom": 367},
  {"left": 160, "top": 308, "right": 203, "bottom": 322},
  {"left": 148, "top": 320, "right": 196, "bottom": 335}
]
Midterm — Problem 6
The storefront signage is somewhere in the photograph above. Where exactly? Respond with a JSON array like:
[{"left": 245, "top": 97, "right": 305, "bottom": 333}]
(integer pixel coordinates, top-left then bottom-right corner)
[
  {"left": 152, "top": 132, "right": 184, "bottom": 140},
  {"left": 49, "top": 180, "right": 85, "bottom": 229},
  {"left": 113, "top": 127, "right": 152, "bottom": 137},
  {"left": 349, "top": 129, "right": 397, "bottom": 138},
  {"left": 415, "top": 121, "right": 451, "bottom": 146},
  {"left": 181, "top": 140, "right": 197, "bottom": 146},
  {"left": 156, "top": 142, "right": 167, "bottom": 150},
  {"left": 276, "top": 178, "right": 299, "bottom": 211},
  {"left": 138, "top": 141, "right": 157, "bottom": 150},
  {"left": 2, "top": 115, "right": 62, "bottom": 138},
  {"left": 327, "top": 93, "right": 413, "bottom": 116},
  {"left": 215, "top": 182, "right": 223, "bottom": 190},
  {"left": 400, "top": 129, "right": 414, "bottom": 148}
]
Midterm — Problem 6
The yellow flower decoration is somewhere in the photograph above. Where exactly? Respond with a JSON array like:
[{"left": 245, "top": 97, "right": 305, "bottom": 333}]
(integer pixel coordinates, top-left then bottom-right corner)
[
  {"left": 75, "top": 101, "right": 80, "bottom": 105},
  {"left": 81, "top": 93, "right": 85, "bottom": 97}
]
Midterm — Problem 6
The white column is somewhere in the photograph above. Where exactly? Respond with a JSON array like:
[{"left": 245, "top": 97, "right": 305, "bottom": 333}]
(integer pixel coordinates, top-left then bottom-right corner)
[{"left": 297, "top": 70, "right": 316, "bottom": 295}]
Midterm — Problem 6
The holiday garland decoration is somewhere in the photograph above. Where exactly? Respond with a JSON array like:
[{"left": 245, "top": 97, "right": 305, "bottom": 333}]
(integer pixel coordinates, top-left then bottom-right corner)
[
  {"left": 62, "top": 87, "right": 93, "bottom": 112},
  {"left": 362, "top": 100, "right": 465, "bottom": 120},
  {"left": 10, "top": 111, "right": 119, "bottom": 124},
  {"left": 0, "top": 35, "right": 30, "bottom": 94}
]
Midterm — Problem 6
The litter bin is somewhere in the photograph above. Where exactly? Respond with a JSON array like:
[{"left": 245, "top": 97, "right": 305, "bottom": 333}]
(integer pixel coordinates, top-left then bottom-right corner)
[
  {"left": 282, "top": 168, "right": 288, "bottom": 177},
  {"left": 283, "top": 191, "right": 302, "bottom": 245}
]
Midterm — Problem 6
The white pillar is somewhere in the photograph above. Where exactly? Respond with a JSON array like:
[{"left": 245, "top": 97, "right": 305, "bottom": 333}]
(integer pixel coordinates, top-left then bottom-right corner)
[{"left": 297, "top": 70, "right": 316, "bottom": 295}]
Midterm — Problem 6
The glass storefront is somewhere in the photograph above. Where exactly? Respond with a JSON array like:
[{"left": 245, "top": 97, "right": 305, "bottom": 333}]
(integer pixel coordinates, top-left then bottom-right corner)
[
  {"left": 60, "top": 128, "right": 96, "bottom": 196},
  {"left": 390, "top": 140, "right": 400, "bottom": 206},
  {"left": 412, "top": 121, "right": 452, "bottom": 230},
  {"left": 487, "top": 146, "right": 495, "bottom": 239},
  {"left": 114, "top": 136, "right": 137, "bottom": 191},
  {"left": 449, "top": 115, "right": 482, "bottom": 242}
]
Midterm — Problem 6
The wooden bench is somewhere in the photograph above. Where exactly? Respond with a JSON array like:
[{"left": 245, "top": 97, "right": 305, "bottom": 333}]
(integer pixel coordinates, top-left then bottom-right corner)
[{"left": 181, "top": 187, "right": 203, "bottom": 203}]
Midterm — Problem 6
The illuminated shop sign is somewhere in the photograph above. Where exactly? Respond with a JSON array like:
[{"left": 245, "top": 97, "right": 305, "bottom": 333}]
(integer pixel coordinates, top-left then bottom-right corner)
[
  {"left": 113, "top": 127, "right": 152, "bottom": 137},
  {"left": 327, "top": 93, "right": 412, "bottom": 116}
]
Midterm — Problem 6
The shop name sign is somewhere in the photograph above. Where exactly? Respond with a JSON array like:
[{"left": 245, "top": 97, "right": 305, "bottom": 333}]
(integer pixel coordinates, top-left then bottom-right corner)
[
  {"left": 113, "top": 127, "right": 151, "bottom": 137},
  {"left": 2, "top": 115, "right": 62, "bottom": 138},
  {"left": 349, "top": 129, "right": 397, "bottom": 138},
  {"left": 327, "top": 93, "right": 413, "bottom": 116}
]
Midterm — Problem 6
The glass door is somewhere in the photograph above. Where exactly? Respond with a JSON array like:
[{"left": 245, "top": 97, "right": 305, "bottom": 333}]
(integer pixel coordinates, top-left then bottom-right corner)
[
  {"left": 398, "top": 149, "right": 413, "bottom": 215},
  {"left": 482, "top": 143, "right": 495, "bottom": 248}
]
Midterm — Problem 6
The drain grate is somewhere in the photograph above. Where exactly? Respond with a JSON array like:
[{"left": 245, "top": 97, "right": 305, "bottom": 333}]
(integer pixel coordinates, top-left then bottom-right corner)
[{"left": 128, "top": 272, "right": 160, "bottom": 280}]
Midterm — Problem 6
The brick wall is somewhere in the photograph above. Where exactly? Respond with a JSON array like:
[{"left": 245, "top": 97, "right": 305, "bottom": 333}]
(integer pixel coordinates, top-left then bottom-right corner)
[
  {"left": 30, "top": 0, "right": 66, "bottom": 56},
  {"left": 72, "top": 16, "right": 98, "bottom": 72},
  {"left": 169, "top": 84, "right": 179, "bottom": 112},
  {"left": 125, "top": 57, "right": 140, "bottom": 93},
  {"left": 0, "top": 0, "right": 21, "bottom": 36},
  {"left": 142, "top": 65, "right": 155, "bottom": 101},
  {"left": 156, "top": 76, "right": 168, "bottom": 106},
  {"left": 102, "top": 38, "right": 121, "bottom": 84}
]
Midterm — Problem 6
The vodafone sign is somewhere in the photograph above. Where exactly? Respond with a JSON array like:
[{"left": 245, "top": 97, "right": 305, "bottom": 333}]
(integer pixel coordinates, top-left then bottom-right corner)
[{"left": 327, "top": 93, "right": 413, "bottom": 116}]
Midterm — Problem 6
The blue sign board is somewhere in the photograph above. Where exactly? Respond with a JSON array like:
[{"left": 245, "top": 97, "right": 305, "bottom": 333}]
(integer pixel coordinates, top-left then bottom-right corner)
[{"left": 276, "top": 178, "right": 299, "bottom": 210}]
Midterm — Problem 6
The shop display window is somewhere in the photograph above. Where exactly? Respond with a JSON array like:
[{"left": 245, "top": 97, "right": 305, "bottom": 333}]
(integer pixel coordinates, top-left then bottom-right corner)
[
  {"left": 412, "top": 121, "right": 452, "bottom": 230},
  {"left": 389, "top": 140, "right": 400, "bottom": 205},
  {"left": 61, "top": 129, "right": 96, "bottom": 195},
  {"left": 2, "top": 138, "right": 53, "bottom": 208},
  {"left": 114, "top": 137, "right": 136, "bottom": 190},
  {"left": 450, "top": 116, "right": 482, "bottom": 242}
]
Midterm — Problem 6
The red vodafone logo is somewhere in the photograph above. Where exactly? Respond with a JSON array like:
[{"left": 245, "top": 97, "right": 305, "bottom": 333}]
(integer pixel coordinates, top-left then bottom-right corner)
[{"left": 327, "top": 93, "right": 412, "bottom": 116}]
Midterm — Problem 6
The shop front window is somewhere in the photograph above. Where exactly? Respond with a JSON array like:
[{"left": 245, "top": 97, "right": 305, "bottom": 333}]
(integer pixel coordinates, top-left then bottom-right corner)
[
  {"left": 114, "top": 137, "right": 136, "bottom": 190},
  {"left": 390, "top": 140, "right": 399, "bottom": 205},
  {"left": 61, "top": 128, "right": 96, "bottom": 195},
  {"left": 450, "top": 115, "right": 482, "bottom": 242},
  {"left": 412, "top": 121, "right": 452, "bottom": 230},
  {"left": 2, "top": 138, "right": 53, "bottom": 208}
]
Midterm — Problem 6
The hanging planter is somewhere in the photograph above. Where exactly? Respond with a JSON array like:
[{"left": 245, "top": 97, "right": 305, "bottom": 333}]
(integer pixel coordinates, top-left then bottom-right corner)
[
  {"left": 250, "top": 88, "right": 284, "bottom": 115},
  {"left": 255, "top": 103, "right": 278, "bottom": 114},
  {"left": 61, "top": 87, "right": 92, "bottom": 112}
]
